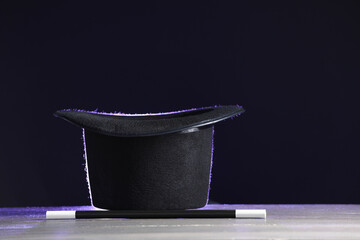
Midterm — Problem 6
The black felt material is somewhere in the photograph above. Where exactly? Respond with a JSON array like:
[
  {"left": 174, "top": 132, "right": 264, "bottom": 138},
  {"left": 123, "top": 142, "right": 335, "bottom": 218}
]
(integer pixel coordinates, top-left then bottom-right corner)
[
  {"left": 55, "top": 105, "right": 244, "bottom": 210},
  {"left": 54, "top": 105, "right": 244, "bottom": 137},
  {"left": 85, "top": 126, "right": 213, "bottom": 210}
]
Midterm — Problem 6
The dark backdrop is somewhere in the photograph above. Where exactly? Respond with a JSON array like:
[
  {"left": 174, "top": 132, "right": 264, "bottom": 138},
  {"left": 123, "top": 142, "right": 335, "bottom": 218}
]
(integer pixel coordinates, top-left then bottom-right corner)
[{"left": 1, "top": 1, "right": 360, "bottom": 207}]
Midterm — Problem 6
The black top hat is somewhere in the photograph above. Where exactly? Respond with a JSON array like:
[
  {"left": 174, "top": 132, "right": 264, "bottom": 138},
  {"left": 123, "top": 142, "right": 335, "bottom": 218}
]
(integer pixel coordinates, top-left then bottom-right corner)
[{"left": 54, "top": 105, "right": 244, "bottom": 210}]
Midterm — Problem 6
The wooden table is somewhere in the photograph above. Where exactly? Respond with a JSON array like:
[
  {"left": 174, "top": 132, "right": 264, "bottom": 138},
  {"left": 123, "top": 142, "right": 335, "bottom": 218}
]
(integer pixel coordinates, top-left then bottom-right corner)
[{"left": 1, "top": 205, "right": 360, "bottom": 239}]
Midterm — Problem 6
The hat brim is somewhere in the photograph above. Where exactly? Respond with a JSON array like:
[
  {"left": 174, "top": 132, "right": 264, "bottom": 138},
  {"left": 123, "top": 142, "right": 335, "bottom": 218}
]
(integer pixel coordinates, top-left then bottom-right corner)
[{"left": 54, "top": 105, "right": 244, "bottom": 137}]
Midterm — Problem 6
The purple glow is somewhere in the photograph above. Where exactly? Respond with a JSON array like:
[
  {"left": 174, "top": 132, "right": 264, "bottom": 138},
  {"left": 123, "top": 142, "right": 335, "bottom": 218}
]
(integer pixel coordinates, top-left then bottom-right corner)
[
  {"left": 206, "top": 126, "right": 215, "bottom": 206},
  {"left": 82, "top": 129, "right": 93, "bottom": 207},
  {"left": 58, "top": 104, "right": 241, "bottom": 117},
  {"left": 0, "top": 206, "right": 95, "bottom": 231},
  {"left": 0, "top": 206, "right": 95, "bottom": 216},
  {"left": 59, "top": 107, "right": 202, "bottom": 116}
]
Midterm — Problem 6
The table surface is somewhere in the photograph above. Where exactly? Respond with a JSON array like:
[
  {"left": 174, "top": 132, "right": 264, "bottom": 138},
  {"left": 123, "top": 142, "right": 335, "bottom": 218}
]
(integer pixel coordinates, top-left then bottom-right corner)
[{"left": 1, "top": 204, "right": 360, "bottom": 239}]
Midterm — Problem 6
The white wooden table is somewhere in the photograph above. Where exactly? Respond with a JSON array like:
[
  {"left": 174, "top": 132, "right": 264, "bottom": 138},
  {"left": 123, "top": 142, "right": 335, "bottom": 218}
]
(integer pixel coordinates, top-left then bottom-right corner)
[{"left": 1, "top": 205, "right": 360, "bottom": 239}]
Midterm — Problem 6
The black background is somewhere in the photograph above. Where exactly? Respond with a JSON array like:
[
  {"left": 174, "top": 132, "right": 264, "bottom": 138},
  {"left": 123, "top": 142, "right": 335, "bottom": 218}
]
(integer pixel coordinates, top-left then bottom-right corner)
[{"left": 1, "top": 1, "right": 360, "bottom": 207}]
